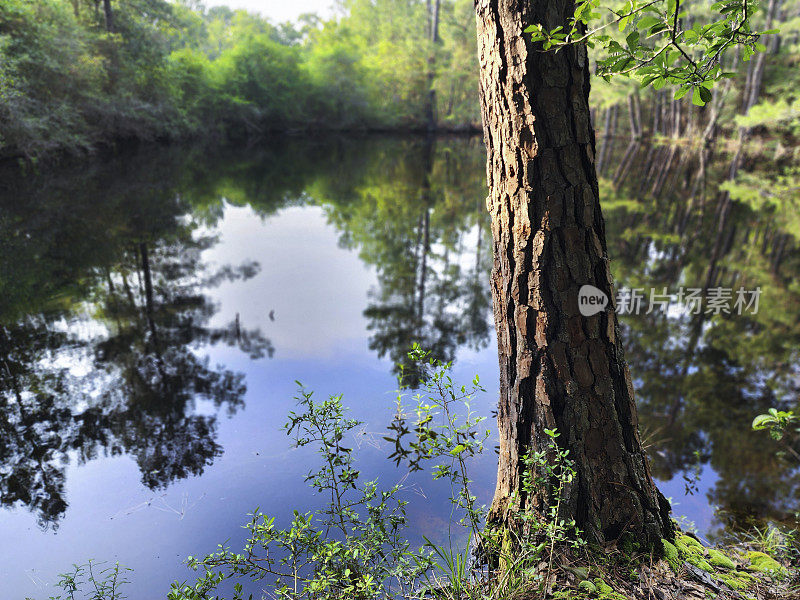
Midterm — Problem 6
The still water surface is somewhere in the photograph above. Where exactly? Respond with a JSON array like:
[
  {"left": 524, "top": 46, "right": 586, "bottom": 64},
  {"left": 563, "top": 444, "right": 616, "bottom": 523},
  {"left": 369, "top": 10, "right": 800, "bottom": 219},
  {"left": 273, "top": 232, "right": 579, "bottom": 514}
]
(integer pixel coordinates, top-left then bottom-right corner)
[{"left": 1, "top": 136, "right": 798, "bottom": 599}]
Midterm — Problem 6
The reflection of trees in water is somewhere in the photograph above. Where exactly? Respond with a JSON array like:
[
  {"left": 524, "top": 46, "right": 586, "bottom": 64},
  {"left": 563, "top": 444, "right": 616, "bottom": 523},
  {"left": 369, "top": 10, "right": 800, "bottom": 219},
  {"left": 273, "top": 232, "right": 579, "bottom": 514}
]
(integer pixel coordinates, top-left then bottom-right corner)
[
  {"left": 2, "top": 136, "right": 798, "bottom": 537},
  {"left": 211, "top": 135, "right": 494, "bottom": 382},
  {"left": 601, "top": 138, "right": 800, "bottom": 536},
  {"left": 318, "top": 137, "right": 493, "bottom": 383},
  {"left": 0, "top": 150, "right": 272, "bottom": 527}
]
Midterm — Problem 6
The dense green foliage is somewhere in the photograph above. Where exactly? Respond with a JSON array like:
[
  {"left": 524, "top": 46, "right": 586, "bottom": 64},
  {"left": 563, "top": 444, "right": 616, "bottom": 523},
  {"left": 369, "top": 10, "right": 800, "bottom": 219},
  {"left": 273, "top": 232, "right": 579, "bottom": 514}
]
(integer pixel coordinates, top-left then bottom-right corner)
[
  {"left": 0, "top": 0, "right": 479, "bottom": 158},
  {"left": 1, "top": 0, "right": 798, "bottom": 158}
]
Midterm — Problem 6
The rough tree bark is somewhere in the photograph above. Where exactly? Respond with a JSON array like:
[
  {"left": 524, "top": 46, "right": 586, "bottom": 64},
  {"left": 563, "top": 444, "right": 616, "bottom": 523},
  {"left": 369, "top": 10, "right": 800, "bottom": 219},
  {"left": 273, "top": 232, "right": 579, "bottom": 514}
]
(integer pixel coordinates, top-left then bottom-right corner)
[{"left": 474, "top": 0, "right": 673, "bottom": 548}]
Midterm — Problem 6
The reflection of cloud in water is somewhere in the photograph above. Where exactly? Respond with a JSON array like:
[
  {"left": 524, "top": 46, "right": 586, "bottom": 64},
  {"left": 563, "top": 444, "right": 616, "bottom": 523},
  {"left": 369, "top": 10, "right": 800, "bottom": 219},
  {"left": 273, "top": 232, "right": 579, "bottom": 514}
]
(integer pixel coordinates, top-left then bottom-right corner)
[{"left": 204, "top": 204, "right": 376, "bottom": 359}]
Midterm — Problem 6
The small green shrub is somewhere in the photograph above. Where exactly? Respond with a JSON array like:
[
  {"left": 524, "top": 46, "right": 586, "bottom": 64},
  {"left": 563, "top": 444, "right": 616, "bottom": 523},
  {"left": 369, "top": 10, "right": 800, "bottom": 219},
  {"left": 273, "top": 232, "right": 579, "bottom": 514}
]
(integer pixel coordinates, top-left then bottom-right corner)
[
  {"left": 30, "top": 560, "right": 132, "bottom": 600},
  {"left": 168, "top": 386, "right": 430, "bottom": 600}
]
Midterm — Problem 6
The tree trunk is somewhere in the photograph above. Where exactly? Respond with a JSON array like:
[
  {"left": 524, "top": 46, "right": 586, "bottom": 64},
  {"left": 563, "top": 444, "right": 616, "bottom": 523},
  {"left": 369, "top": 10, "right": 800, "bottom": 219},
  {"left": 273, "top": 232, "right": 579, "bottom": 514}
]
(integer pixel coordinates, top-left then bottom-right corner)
[
  {"left": 102, "top": 0, "right": 114, "bottom": 32},
  {"left": 425, "top": 0, "right": 441, "bottom": 132},
  {"left": 474, "top": 0, "right": 672, "bottom": 548},
  {"left": 743, "top": 0, "right": 780, "bottom": 114}
]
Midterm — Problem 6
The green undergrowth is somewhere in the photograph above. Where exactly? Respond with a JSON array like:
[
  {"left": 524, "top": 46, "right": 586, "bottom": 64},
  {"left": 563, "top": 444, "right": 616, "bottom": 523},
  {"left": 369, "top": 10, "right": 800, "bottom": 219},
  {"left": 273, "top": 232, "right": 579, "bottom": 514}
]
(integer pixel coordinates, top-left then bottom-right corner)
[
  {"left": 655, "top": 531, "right": 793, "bottom": 595},
  {"left": 538, "top": 530, "right": 796, "bottom": 600},
  {"left": 36, "top": 351, "right": 798, "bottom": 600}
]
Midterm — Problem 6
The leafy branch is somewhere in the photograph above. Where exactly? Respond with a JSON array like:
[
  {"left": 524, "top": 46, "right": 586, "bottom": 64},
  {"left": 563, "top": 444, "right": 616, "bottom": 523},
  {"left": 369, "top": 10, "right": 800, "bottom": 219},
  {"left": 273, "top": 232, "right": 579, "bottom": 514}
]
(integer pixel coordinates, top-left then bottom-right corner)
[{"left": 525, "top": 0, "right": 778, "bottom": 105}]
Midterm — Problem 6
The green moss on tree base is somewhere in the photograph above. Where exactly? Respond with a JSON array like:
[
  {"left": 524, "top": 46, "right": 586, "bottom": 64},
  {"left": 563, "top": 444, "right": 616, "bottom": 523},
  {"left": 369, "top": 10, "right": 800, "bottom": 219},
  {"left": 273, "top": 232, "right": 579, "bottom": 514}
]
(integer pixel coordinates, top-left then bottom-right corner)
[
  {"left": 593, "top": 578, "right": 626, "bottom": 600},
  {"left": 686, "top": 554, "right": 714, "bottom": 573},
  {"left": 745, "top": 551, "right": 787, "bottom": 576},
  {"left": 679, "top": 534, "right": 705, "bottom": 553},
  {"left": 661, "top": 539, "right": 681, "bottom": 572},
  {"left": 707, "top": 548, "right": 736, "bottom": 570}
]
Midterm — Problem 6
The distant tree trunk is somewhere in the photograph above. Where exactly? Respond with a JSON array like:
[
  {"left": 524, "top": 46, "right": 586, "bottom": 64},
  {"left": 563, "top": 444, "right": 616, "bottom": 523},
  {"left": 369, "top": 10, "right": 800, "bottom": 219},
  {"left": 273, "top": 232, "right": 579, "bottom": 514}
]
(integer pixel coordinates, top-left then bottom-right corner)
[
  {"left": 475, "top": 0, "right": 672, "bottom": 548},
  {"left": 425, "top": 0, "right": 441, "bottom": 132},
  {"left": 743, "top": 0, "right": 780, "bottom": 114},
  {"left": 102, "top": 0, "right": 114, "bottom": 32}
]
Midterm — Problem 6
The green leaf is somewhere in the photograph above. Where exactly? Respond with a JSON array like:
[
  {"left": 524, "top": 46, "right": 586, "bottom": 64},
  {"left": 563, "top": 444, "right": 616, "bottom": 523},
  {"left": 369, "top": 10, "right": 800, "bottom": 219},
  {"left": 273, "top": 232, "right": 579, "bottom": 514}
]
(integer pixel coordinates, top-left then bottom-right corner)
[
  {"left": 640, "top": 74, "right": 659, "bottom": 87},
  {"left": 638, "top": 16, "right": 661, "bottom": 29},
  {"left": 650, "top": 22, "right": 669, "bottom": 35},
  {"left": 752, "top": 414, "right": 776, "bottom": 430}
]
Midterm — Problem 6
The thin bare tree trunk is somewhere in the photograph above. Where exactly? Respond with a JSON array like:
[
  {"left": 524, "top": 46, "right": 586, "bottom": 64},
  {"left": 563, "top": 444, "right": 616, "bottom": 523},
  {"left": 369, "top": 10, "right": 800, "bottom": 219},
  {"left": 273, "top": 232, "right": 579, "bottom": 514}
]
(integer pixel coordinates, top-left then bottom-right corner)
[
  {"left": 102, "top": 0, "right": 114, "bottom": 32},
  {"left": 425, "top": 0, "right": 441, "bottom": 132}
]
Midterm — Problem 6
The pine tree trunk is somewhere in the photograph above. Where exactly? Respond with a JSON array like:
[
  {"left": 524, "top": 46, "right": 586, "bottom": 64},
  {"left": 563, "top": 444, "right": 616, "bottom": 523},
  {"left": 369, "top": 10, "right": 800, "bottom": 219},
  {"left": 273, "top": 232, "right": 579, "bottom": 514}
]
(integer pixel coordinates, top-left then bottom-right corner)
[{"left": 475, "top": 0, "right": 672, "bottom": 548}]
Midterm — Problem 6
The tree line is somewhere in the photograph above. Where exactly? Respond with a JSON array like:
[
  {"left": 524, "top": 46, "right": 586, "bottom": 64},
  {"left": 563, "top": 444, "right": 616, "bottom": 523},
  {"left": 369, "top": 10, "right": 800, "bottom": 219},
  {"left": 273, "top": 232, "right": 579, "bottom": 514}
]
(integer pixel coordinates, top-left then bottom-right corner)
[
  {"left": 1, "top": 0, "right": 797, "bottom": 160},
  {"left": 0, "top": 0, "right": 480, "bottom": 159}
]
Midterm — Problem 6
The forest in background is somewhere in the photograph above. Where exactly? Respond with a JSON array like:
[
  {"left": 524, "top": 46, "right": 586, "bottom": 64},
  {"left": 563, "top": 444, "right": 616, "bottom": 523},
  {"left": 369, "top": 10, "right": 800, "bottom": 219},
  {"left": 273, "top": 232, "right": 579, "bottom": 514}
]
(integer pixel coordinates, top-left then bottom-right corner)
[
  {"left": 0, "top": 0, "right": 798, "bottom": 160},
  {"left": 0, "top": 0, "right": 479, "bottom": 158}
]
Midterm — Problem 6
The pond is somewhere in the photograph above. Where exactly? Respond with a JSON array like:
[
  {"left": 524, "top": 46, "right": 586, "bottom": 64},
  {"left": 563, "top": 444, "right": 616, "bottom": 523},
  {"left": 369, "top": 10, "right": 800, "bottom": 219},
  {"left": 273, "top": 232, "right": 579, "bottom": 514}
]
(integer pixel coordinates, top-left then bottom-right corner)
[{"left": 1, "top": 135, "right": 798, "bottom": 599}]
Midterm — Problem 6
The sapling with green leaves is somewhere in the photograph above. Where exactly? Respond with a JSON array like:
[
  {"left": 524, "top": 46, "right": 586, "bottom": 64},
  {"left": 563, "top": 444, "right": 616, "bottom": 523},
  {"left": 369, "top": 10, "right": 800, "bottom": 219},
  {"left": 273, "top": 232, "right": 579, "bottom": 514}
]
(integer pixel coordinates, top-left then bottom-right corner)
[
  {"left": 753, "top": 408, "right": 800, "bottom": 463},
  {"left": 491, "top": 430, "right": 589, "bottom": 597},
  {"left": 386, "top": 344, "right": 491, "bottom": 538},
  {"left": 168, "top": 387, "right": 429, "bottom": 600},
  {"left": 35, "top": 561, "right": 132, "bottom": 600}
]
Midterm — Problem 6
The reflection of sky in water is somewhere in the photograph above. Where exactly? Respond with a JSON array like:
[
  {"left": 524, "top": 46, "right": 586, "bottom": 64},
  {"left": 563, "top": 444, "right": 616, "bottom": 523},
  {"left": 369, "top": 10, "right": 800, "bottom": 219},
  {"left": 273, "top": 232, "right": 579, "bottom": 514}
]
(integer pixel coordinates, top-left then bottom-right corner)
[
  {"left": 206, "top": 204, "right": 377, "bottom": 359},
  {"left": 0, "top": 202, "right": 723, "bottom": 600}
]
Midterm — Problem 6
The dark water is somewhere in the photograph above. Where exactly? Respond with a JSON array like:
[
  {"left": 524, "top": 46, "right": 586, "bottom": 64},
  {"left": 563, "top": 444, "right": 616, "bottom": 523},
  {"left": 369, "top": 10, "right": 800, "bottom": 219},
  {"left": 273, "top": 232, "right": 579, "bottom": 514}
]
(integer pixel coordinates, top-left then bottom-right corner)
[{"left": 0, "top": 136, "right": 797, "bottom": 599}]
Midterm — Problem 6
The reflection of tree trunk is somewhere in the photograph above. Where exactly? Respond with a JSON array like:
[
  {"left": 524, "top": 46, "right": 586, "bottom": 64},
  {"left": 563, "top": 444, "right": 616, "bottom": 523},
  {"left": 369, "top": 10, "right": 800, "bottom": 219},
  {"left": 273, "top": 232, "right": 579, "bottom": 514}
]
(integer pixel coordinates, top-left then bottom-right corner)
[
  {"left": 139, "top": 242, "right": 163, "bottom": 369},
  {"left": 140, "top": 243, "right": 155, "bottom": 317},
  {"left": 476, "top": 212, "right": 483, "bottom": 268},
  {"left": 418, "top": 137, "right": 434, "bottom": 322},
  {"left": 678, "top": 149, "right": 707, "bottom": 236},
  {"left": 704, "top": 145, "right": 744, "bottom": 284},
  {"left": 667, "top": 313, "right": 704, "bottom": 427},
  {"left": 597, "top": 105, "right": 617, "bottom": 176},
  {"left": 771, "top": 233, "right": 788, "bottom": 274},
  {"left": 105, "top": 267, "right": 124, "bottom": 330},
  {"left": 418, "top": 209, "right": 430, "bottom": 321},
  {"left": 652, "top": 92, "right": 661, "bottom": 136},
  {"left": 121, "top": 269, "right": 136, "bottom": 308},
  {"left": 613, "top": 141, "right": 640, "bottom": 187},
  {"left": 627, "top": 93, "right": 642, "bottom": 140},
  {"left": 651, "top": 145, "right": 678, "bottom": 197}
]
